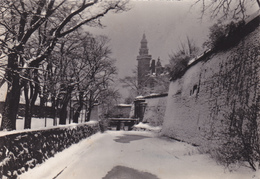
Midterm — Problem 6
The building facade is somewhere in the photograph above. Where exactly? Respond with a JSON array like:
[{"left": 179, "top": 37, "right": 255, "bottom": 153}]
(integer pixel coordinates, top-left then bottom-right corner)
[{"left": 137, "top": 34, "right": 152, "bottom": 86}]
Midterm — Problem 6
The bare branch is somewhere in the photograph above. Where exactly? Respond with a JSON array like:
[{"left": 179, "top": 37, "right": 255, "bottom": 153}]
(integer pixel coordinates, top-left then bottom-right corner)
[{"left": 194, "top": 0, "right": 259, "bottom": 19}]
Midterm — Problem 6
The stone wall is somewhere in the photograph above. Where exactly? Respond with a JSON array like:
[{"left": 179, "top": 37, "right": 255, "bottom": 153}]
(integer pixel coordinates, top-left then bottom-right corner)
[
  {"left": 0, "top": 123, "right": 100, "bottom": 178},
  {"left": 142, "top": 94, "right": 168, "bottom": 126},
  {"left": 162, "top": 23, "right": 260, "bottom": 150}
]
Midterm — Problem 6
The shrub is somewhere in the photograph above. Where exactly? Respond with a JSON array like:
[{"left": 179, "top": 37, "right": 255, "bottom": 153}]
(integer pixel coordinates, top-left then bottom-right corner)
[
  {"left": 168, "top": 37, "right": 199, "bottom": 81},
  {"left": 203, "top": 20, "right": 245, "bottom": 50},
  {"left": 168, "top": 54, "right": 190, "bottom": 81}
]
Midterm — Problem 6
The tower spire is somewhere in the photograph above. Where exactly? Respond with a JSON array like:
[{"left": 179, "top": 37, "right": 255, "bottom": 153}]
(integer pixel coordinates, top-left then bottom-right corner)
[
  {"left": 139, "top": 33, "right": 149, "bottom": 56},
  {"left": 141, "top": 33, "right": 147, "bottom": 43},
  {"left": 136, "top": 33, "right": 152, "bottom": 86}
]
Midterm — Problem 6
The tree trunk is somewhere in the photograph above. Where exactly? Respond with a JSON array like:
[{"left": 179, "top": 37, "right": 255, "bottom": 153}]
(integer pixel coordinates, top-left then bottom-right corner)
[
  {"left": 1, "top": 53, "right": 21, "bottom": 131},
  {"left": 59, "top": 104, "right": 67, "bottom": 125},
  {"left": 86, "top": 108, "right": 92, "bottom": 122},
  {"left": 59, "top": 86, "right": 73, "bottom": 125},
  {"left": 51, "top": 96, "right": 57, "bottom": 126},
  {"left": 24, "top": 103, "right": 33, "bottom": 129},
  {"left": 24, "top": 84, "right": 39, "bottom": 129},
  {"left": 73, "top": 92, "right": 83, "bottom": 123},
  {"left": 1, "top": 81, "right": 20, "bottom": 131},
  {"left": 73, "top": 105, "right": 82, "bottom": 123},
  {"left": 86, "top": 101, "right": 92, "bottom": 122},
  {"left": 39, "top": 96, "right": 46, "bottom": 118},
  {"left": 23, "top": 69, "right": 40, "bottom": 129}
]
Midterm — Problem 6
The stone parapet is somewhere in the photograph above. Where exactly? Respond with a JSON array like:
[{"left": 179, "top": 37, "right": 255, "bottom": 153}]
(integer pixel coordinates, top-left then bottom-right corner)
[{"left": 0, "top": 123, "right": 100, "bottom": 178}]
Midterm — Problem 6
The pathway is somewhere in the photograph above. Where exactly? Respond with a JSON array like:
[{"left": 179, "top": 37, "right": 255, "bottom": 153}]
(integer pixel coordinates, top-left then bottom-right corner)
[{"left": 19, "top": 131, "right": 258, "bottom": 179}]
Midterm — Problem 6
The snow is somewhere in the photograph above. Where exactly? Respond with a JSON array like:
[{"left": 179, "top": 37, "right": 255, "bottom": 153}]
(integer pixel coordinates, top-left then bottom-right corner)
[
  {"left": 0, "top": 82, "right": 7, "bottom": 102},
  {"left": 117, "top": 104, "right": 132, "bottom": 107},
  {"left": 133, "top": 122, "right": 162, "bottom": 132},
  {"left": 162, "top": 24, "right": 260, "bottom": 148},
  {"left": 142, "top": 95, "right": 167, "bottom": 126},
  {"left": 16, "top": 117, "right": 58, "bottom": 130},
  {"left": 245, "top": 9, "right": 260, "bottom": 24},
  {"left": 0, "top": 117, "right": 97, "bottom": 137},
  {"left": 135, "top": 95, "right": 144, "bottom": 99},
  {"left": 18, "top": 131, "right": 260, "bottom": 179}
]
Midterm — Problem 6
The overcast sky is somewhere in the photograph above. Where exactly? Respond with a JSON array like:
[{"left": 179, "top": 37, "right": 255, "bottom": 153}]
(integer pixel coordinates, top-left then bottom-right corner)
[
  {"left": 86, "top": 0, "right": 258, "bottom": 98},
  {"left": 87, "top": 0, "right": 214, "bottom": 76}
]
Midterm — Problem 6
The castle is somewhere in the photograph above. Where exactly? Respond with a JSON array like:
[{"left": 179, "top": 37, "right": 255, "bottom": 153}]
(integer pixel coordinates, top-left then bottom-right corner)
[{"left": 136, "top": 34, "right": 168, "bottom": 95}]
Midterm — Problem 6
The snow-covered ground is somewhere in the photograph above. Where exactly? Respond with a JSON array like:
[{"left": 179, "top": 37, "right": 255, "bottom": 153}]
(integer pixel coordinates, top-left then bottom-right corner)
[
  {"left": 18, "top": 130, "right": 260, "bottom": 179},
  {"left": 133, "top": 122, "right": 162, "bottom": 132},
  {"left": 16, "top": 117, "right": 59, "bottom": 130},
  {"left": 16, "top": 117, "right": 90, "bottom": 130},
  {"left": 0, "top": 117, "right": 96, "bottom": 137}
]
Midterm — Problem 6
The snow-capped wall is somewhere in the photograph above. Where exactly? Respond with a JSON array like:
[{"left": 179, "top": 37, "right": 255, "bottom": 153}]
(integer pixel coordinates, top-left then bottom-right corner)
[
  {"left": 142, "top": 94, "right": 168, "bottom": 126},
  {"left": 162, "top": 24, "right": 260, "bottom": 150},
  {"left": 0, "top": 123, "right": 100, "bottom": 178}
]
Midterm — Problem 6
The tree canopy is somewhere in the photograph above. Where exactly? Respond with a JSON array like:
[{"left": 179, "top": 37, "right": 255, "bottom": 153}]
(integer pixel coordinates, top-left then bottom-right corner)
[{"left": 0, "top": 0, "right": 129, "bottom": 130}]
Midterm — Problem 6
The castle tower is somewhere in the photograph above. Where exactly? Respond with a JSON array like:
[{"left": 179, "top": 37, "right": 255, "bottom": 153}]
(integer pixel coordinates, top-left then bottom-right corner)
[{"left": 137, "top": 34, "right": 152, "bottom": 86}]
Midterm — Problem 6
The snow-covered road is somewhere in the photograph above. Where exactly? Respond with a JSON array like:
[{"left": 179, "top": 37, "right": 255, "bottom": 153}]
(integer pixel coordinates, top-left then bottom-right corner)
[{"left": 19, "top": 131, "right": 259, "bottom": 179}]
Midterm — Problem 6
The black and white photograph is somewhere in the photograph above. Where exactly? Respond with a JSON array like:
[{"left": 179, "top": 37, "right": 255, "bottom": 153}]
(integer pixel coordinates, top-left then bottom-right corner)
[{"left": 0, "top": 0, "right": 259, "bottom": 178}]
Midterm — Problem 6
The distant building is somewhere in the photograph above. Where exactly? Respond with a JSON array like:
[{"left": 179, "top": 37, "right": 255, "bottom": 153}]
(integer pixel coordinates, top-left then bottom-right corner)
[
  {"left": 137, "top": 34, "right": 152, "bottom": 86},
  {"left": 136, "top": 34, "right": 169, "bottom": 94}
]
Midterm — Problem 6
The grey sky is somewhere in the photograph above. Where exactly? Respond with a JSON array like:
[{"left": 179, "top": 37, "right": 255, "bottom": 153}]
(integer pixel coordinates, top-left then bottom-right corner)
[
  {"left": 87, "top": 0, "right": 213, "bottom": 77},
  {"left": 86, "top": 0, "right": 258, "bottom": 98}
]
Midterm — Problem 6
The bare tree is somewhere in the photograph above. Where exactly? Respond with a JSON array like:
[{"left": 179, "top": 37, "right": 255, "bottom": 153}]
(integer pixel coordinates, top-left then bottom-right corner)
[
  {"left": 71, "top": 35, "right": 118, "bottom": 122},
  {"left": 98, "top": 88, "right": 121, "bottom": 118},
  {"left": 84, "top": 59, "right": 118, "bottom": 122},
  {"left": 0, "top": 0, "right": 129, "bottom": 131},
  {"left": 195, "top": 0, "right": 260, "bottom": 19},
  {"left": 45, "top": 32, "right": 117, "bottom": 124},
  {"left": 120, "top": 74, "right": 139, "bottom": 95},
  {"left": 120, "top": 69, "right": 152, "bottom": 98}
]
